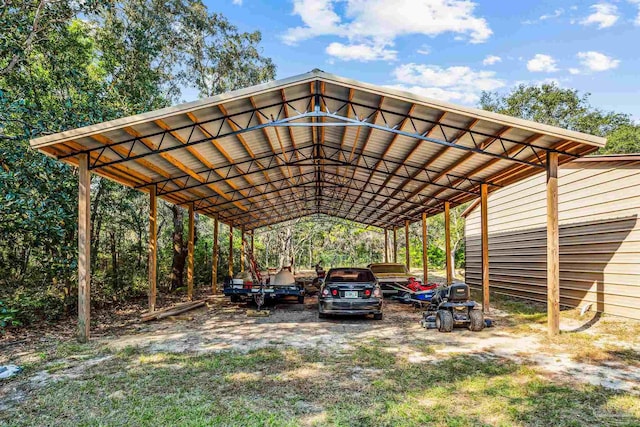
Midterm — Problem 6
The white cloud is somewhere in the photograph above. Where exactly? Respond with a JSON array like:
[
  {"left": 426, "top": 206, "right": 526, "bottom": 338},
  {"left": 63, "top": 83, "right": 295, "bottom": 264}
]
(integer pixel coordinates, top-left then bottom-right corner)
[
  {"left": 527, "top": 54, "right": 559, "bottom": 72},
  {"left": 390, "top": 63, "right": 505, "bottom": 104},
  {"left": 417, "top": 45, "right": 431, "bottom": 55},
  {"left": 580, "top": 3, "right": 619, "bottom": 28},
  {"left": 630, "top": 0, "right": 640, "bottom": 25},
  {"left": 482, "top": 55, "right": 501, "bottom": 65},
  {"left": 540, "top": 8, "right": 564, "bottom": 20},
  {"left": 577, "top": 51, "right": 620, "bottom": 71},
  {"left": 232, "top": 0, "right": 243, "bottom": 4},
  {"left": 568, "top": 68, "right": 581, "bottom": 75},
  {"left": 326, "top": 42, "right": 397, "bottom": 61},
  {"left": 283, "top": 0, "right": 493, "bottom": 61}
]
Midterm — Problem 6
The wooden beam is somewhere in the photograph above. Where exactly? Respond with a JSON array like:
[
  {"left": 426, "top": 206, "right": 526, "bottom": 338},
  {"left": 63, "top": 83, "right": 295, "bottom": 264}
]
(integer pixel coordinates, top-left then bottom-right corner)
[
  {"left": 384, "top": 229, "right": 389, "bottom": 263},
  {"left": 228, "top": 224, "right": 234, "bottom": 278},
  {"left": 393, "top": 228, "right": 398, "bottom": 263},
  {"left": 481, "top": 183, "right": 490, "bottom": 313},
  {"left": 78, "top": 154, "right": 91, "bottom": 342},
  {"left": 445, "top": 201, "right": 452, "bottom": 285},
  {"left": 405, "top": 220, "right": 410, "bottom": 271},
  {"left": 241, "top": 228, "right": 246, "bottom": 272},
  {"left": 547, "top": 152, "right": 560, "bottom": 336},
  {"left": 187, "top": 204, "right": 195, "bottom": 300},
  {"left": 148, "top": 185, "right": 157, "bottom": 312},
  {"left": 422, "top": 213, "right": 428, "bottom": 284},
  {"left": 212, "top": 216, "right": 219, "bottom": 294}
]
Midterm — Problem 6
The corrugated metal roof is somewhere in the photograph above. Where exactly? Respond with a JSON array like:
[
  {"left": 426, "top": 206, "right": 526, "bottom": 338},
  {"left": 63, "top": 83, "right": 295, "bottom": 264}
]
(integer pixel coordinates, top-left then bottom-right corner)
[{"left": 30, "top": 69, "right": 606, "bottom": 231}]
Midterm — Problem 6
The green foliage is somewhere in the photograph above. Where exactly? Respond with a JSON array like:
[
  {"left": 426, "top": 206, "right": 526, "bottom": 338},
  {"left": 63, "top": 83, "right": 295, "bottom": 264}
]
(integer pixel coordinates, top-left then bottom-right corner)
[
  {"left": 480, "top": 83, "right": 631, "bottom": 137},
  {"left": 0, "top": 1, "right": 275, "bottom": 325},
  {"left": 601, "top": 124, "right": 640, "bottom": 154},
  {"left": 0, "top": 300, "right": 21, "bottom": 329}
]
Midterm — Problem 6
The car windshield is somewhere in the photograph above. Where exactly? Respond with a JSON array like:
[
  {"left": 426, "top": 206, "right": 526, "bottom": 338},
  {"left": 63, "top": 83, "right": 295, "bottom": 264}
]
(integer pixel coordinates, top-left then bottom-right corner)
[
  {"left": 369, "top": 264, "right": 407, "bottom": 274},
  {"left": 327, "top": 269, "right": 375, "bottom": 283}
]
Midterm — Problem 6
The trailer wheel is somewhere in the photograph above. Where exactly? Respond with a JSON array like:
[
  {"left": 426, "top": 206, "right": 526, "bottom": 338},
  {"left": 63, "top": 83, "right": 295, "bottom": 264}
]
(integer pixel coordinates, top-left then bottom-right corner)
[
  {"left": 436, "top": 310, "right": 454, "bottom": 332},
  {"left": 298, "top": 295, "right": 305, "bottom": 304},
  {"left": 468, "top": 309, "right": 485, "bottom": 332},
  {"left": 230, "top": 295, "right": 241, "bottom": 303}
]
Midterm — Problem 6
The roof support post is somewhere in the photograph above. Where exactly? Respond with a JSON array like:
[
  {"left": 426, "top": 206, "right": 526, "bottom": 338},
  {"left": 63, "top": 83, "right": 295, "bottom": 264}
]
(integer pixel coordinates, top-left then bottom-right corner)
[
  {"left": 384, "top": 229, "right": 389, "bottom": 263},
  {"left": 250, "top": 232, "right": 254, "bottom": 256},
  {"left": 241, "top": 228, "right": 246, "bottom": 272},
  {"left": 212, "top": 215, "right": 219, "bottom": 294},
  {"left": 77, "top": 153, "right": 91, "bottom": 342},
  {"left": 228, "top": 225, "right": 234, "bottom": 278},
  {"left": 148, "top": 185, "right": 157, "bottom": 312},
  {"left": 405, "top": 220, "right": 411, "bottom": 271},
  {"left": 422, "top": 213, "right": 428, "bottom": 284},
  {"left": 187, "top": 204, "right": 195, "bottom": 301},
  {"left": 547, "top": 152, "right": 560, "bottom": 336},
  {"left": 481, "top": 184, "right": 490, "bottom": 313},
  {"left": 445, "top": 201, "right": 452, "bottom": 285},
  {"left": 393, "top": 228, "right": 398, "bottom": 263}
]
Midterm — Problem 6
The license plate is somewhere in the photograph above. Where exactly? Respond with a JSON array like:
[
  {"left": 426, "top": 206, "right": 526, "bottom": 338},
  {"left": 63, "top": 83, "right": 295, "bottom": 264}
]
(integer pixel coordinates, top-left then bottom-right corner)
[
  {"left": 344, "top": 291, "right": 358, "bottom": 298},
  {"left": 264, "top": 288, "right": 274, "bottom": 293},
  {"left": 233, "top": 285, "right": 243, "bottom": 290}
]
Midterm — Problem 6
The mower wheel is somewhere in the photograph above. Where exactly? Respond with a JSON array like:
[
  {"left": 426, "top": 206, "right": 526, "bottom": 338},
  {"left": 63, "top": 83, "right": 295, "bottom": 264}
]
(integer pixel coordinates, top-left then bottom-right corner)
[
  {"left": 318, "top": 312, "right": 328, "bottom": 319},
  {"left": 436, "top": 310, "right": 454, "bottom": 332},
  {"left": 468, "top": 309, "right": 485, "bottom": 331}
]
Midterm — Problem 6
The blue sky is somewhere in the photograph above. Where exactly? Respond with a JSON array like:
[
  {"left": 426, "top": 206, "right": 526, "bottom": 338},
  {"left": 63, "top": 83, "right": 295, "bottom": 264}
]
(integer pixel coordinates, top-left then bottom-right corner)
[{"left": 202, "top": 0, "right": 640, "bottom": 121}]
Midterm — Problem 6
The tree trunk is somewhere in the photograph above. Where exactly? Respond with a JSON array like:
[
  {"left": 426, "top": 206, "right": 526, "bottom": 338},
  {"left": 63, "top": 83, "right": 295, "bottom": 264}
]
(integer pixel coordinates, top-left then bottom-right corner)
[
  {"left": 109, "top": 230, "right": 119, "bottom": 291},
  {"left": 170, "top": 205, "right": 187, "bottom": 290}
]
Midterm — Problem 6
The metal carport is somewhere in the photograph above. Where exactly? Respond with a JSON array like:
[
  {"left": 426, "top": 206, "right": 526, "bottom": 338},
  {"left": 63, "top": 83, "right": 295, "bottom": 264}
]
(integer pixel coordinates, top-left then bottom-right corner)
[{"left": 29, "top": 69, "right": 606, "bottom": 341}]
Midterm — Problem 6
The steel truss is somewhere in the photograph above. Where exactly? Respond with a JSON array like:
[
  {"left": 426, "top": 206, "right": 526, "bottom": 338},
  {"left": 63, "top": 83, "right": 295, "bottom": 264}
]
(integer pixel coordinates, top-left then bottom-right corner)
[{"left": 69, "top": 92, "right": 578, "bottom": 173}]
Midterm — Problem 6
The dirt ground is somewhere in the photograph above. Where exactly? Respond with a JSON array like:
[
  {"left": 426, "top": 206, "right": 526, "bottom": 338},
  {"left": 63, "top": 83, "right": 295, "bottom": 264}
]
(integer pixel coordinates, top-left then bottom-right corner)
[{"left": 2, "top": 290, "right": 640, "bottom": 425}]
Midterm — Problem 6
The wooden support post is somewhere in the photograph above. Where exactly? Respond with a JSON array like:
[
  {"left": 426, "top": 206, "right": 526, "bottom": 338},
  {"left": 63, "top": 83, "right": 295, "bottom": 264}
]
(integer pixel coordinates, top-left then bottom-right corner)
[
  {"left": 228, "top": 224, "right": 234, "bottom": 277},
  {"left": 547, "top": 152, "right": 560, "bottom": 336},
  {"left": 148, "top": 185, "right": 157, "bottom": 312},
  {"left": 250, "top": 232, "right": 254, "bottom": 255},
  {"left": 422, "top": 213, "right": 428, "bottom": 284},
  {"left": 240, "top": 228, "right": 246, "bottom": 272},
  {"left": 445, "top": 201, "right": 452, "bottom": 285},
  {"left": 77, "top": 154, "right": 91, "bottom": 342},
  {"left": 384, "top": 229, "right": 389, "bottom": 262},
  {"left": 393, "top": 228, "right": 398, "bottom": 263},
  {"left": 212, "top": 216, "right": 219, "bottom": 294},
  {"left": 187, "top": 204, "right": 195, "bottom": 301},
  {"left": 405, "top": 220, "right": 410, "bottom": 271},
  {"left": 481, "top": 184, "right": 490, "bottom": 313}
]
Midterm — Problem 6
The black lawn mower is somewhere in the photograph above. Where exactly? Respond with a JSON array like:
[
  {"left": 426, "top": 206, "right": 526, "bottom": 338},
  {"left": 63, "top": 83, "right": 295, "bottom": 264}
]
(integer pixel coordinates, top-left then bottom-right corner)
[{"left": 420, "top": 282, "right": 485, "bottom": 332}]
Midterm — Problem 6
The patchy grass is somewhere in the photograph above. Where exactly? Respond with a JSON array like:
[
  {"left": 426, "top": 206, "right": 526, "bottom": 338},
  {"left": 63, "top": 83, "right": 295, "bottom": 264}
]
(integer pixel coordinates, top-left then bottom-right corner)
[{"left": 2, "top": 342, "right": 640, "bottom": 427}]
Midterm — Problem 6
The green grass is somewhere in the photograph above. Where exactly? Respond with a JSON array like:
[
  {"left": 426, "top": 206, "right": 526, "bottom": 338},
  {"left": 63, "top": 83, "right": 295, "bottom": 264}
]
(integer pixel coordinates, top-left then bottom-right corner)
[{"left": 2, "top": 342, "right": 639, "bottom": 427}]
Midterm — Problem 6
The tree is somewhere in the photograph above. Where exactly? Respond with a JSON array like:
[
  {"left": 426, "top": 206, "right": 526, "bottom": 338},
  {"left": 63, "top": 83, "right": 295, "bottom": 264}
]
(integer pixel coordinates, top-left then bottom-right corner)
[
  {"left": 479, "top": 83, "right": 630, "bottom": 137},
  {"left": 0, "top": 0, "right": 275, "bottom": 323},
  {"left": 600, "top": 124, "right": 640, "bottom": 154}
]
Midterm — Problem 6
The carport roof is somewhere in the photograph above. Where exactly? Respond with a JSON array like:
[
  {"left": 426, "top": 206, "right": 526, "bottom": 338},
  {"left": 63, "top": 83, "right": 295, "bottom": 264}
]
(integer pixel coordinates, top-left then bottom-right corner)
[{"left": 30, "top": 69, "right": 606, "bottom": 231}]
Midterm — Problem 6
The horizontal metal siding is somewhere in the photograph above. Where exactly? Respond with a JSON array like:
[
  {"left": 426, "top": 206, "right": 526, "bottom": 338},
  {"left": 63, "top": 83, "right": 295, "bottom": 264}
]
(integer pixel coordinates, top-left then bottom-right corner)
[{"left": 465, "top": 162, "right": 640, "bottom": 320}]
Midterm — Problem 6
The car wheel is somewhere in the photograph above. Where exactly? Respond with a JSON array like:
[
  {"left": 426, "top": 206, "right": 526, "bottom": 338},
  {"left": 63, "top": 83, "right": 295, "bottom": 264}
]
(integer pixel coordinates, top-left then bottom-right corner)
[
  {"left": 298, "top": 295, "right": 305, "bottom": 304},
  {"left": 373, "top": 313, "right": 383, "bottom": 320},
  {"left": 436, "top": 310, "right": 454, "bottom": 332},
  {"left": 468, "top": 309, "right": 485, "bottom": 332}
]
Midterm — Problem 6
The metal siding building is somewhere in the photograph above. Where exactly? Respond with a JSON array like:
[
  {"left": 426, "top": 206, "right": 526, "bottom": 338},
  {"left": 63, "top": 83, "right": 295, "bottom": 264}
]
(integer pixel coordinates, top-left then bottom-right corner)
[{"left": 465, "top": 155, "right": 640, "bottom": 319}]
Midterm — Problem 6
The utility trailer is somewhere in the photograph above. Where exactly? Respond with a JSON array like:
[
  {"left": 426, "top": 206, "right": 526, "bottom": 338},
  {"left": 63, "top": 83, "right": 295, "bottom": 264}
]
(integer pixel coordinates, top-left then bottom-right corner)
[{"left": 222, "top": 240, "right": 304, "bottom": 308}]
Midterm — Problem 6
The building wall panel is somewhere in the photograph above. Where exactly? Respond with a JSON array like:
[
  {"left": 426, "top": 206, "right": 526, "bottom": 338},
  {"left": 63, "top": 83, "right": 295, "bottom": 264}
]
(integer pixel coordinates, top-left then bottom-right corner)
[{"left": 465, "top": 161, "right": 640, "bottom": 319}]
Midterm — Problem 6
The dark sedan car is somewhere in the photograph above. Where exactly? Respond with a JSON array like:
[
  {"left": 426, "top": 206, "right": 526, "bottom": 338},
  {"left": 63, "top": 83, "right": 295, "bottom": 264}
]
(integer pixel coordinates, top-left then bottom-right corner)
[{"left": 318, "top": 268, "right": 383, "bottom": 320}]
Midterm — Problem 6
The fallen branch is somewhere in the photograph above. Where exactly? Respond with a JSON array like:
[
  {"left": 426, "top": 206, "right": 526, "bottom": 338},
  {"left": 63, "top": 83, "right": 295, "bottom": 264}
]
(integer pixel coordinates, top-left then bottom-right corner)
[{"left": 141, "top": 300, "right": 205, "bottom": 322}]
